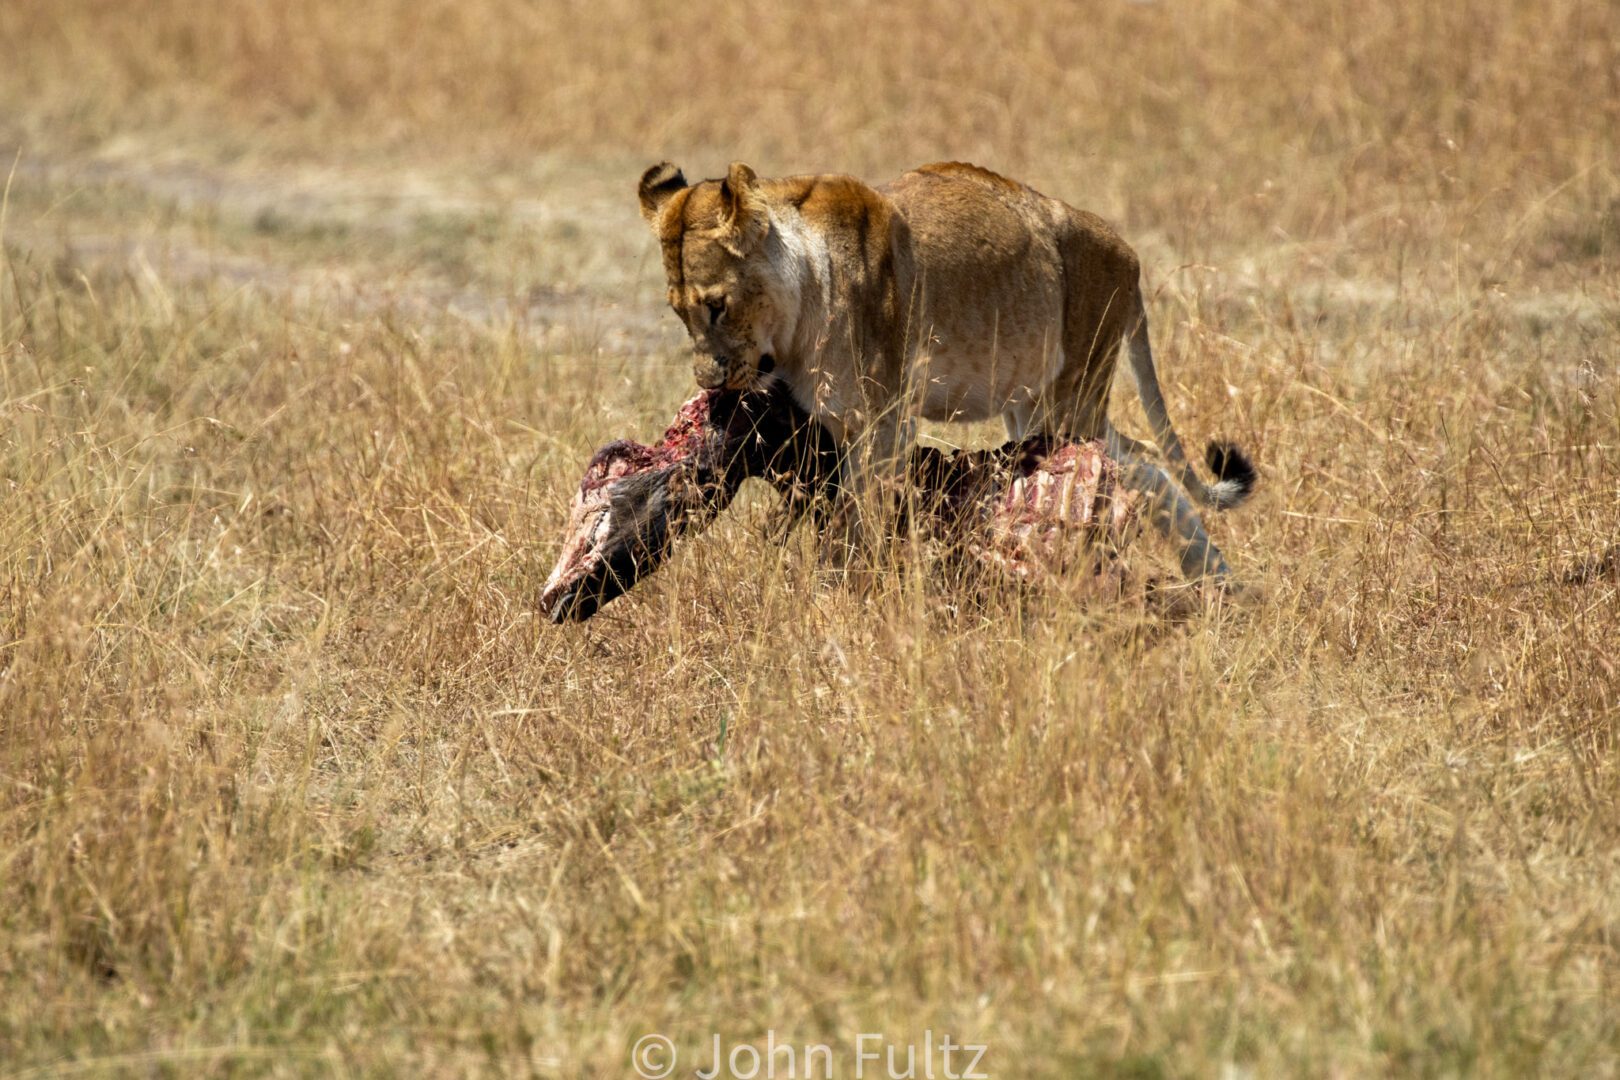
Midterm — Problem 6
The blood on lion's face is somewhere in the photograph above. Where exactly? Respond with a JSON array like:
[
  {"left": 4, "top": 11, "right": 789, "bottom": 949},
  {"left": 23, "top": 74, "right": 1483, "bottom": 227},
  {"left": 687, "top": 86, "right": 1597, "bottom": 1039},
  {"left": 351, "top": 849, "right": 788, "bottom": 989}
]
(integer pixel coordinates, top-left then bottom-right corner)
[
  {"left": 668, "top": 237, "right": 782, "bottom": 391},
  {"left": 638, "top": 160, "right": 793, "bottom": 392}
]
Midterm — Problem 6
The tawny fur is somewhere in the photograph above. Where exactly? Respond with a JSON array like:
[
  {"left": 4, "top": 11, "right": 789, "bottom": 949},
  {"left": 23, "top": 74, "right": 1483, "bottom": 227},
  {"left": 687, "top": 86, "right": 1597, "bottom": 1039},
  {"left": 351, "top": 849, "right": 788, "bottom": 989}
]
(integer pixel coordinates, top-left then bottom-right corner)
[{"left": 637, "top": 159, "right": 1256, "bottom": 577}]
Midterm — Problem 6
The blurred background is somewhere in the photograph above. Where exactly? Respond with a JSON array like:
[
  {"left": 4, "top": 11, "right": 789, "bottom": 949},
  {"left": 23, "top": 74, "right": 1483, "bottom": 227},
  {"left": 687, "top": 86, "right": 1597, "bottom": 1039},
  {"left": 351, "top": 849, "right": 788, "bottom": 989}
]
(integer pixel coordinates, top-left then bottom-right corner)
[{"left": 4, "top": 0, "right": 1616, "bottom": 275}]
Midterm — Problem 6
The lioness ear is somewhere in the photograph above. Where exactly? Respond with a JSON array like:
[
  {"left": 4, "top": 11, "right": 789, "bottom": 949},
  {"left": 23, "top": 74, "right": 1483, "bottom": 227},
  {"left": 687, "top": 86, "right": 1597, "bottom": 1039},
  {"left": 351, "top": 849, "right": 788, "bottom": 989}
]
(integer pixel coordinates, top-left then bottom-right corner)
[
  {"left": 638, "top": 162, "right": 687, "bottom": 227},
  {"left": 718, "top": 161, "right": 768, "bottom": 252}
]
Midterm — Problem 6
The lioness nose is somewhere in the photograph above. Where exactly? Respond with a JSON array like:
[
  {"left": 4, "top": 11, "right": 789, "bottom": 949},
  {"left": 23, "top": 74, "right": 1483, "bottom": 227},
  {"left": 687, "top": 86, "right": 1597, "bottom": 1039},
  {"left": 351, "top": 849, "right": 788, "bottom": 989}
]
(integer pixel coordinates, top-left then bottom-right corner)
[{"left": 693, "top": 355, "right": 729, "bottom": 390}]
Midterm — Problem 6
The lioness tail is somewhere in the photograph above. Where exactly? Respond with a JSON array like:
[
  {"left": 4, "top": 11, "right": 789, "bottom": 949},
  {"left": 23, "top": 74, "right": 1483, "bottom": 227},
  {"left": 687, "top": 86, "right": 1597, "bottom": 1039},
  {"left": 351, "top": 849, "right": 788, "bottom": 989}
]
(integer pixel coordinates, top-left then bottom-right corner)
[{"left": 1126, "top": 295, "right": 1257, "bottom": 511}]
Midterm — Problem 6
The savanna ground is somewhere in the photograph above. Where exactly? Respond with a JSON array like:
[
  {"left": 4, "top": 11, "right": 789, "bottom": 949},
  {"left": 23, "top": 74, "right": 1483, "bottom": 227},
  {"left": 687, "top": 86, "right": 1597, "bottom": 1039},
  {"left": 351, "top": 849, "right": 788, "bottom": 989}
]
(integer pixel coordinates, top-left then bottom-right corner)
[{"left": 1, "top": 1, "right": 1617, "bottom": 1075}]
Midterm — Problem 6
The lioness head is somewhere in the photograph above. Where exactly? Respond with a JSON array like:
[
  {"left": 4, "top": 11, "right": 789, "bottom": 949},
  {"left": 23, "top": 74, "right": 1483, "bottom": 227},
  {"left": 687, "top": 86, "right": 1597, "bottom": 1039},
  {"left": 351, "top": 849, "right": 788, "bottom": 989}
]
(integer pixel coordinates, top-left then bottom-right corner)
[{"left": 638, "top": 160, "right": 792, "bottom": 391}]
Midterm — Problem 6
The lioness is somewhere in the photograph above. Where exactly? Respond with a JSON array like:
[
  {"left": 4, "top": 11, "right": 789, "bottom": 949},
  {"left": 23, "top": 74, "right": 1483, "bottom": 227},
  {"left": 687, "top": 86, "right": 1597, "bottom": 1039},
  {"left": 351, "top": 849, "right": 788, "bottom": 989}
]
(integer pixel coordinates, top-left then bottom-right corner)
[{"left": 637, "top": 159, "right": 1255, "bottom": 579}]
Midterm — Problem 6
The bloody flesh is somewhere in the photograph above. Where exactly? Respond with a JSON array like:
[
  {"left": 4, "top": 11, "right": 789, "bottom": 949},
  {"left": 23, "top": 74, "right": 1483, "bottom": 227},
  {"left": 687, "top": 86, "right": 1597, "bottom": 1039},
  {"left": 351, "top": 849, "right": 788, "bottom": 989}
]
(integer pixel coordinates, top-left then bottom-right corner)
[{"left": 538, "top": 381, "right": 1140, "bottom": 622}]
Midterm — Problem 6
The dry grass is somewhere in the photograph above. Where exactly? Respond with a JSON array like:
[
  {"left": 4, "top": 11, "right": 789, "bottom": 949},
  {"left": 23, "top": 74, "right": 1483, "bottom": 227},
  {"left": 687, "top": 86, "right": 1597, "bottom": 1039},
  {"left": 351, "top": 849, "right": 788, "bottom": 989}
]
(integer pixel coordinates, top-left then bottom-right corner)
[
  {"left": 5, "top": 0, "right": 1618, "bottom": 266},
  {"left": 1, "top": 1, "right": 1618, "bottom": 1075}
]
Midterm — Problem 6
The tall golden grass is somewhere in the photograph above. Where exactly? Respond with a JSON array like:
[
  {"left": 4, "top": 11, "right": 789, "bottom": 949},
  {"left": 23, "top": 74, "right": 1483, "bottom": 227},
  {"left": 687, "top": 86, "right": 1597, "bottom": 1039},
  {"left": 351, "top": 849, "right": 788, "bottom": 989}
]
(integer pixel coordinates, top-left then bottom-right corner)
[
  {"left": 1, "top": 1, "right": 1617, "bottom": 1074},
  {"left": 5, "top": 0, "right": 1617, "bottom": 256}
]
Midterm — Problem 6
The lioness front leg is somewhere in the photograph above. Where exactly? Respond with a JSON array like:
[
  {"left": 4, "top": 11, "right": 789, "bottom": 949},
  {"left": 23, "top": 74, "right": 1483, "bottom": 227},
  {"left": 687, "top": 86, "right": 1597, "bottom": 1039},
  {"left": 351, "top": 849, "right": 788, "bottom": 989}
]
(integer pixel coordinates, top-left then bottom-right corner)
[{"left": 824, "top": 409, "right": 912, "bottom": 571}]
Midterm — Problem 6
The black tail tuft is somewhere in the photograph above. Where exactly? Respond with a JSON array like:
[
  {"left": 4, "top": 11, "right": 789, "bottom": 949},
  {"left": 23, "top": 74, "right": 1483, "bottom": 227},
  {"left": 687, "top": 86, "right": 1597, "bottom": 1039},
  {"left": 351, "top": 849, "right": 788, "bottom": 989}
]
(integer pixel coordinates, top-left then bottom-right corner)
[{"left": 1205, "top": 441, "right": 1258, "bottom": 506}]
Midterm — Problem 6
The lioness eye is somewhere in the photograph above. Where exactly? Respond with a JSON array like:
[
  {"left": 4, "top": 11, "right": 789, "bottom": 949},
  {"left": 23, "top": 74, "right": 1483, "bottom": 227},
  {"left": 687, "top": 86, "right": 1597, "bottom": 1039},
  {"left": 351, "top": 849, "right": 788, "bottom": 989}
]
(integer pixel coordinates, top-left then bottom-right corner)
[{"left": 707, "top": 299, "right": 726, "bottom": 325}]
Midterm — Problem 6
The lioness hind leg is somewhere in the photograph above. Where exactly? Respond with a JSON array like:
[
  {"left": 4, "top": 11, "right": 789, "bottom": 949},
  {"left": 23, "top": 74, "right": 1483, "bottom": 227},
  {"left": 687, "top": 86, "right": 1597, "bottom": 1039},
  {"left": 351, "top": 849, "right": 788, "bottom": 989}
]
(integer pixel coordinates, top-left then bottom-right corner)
[{"left": 1047, "top": 257, "right": 1136, "bottom": 444}]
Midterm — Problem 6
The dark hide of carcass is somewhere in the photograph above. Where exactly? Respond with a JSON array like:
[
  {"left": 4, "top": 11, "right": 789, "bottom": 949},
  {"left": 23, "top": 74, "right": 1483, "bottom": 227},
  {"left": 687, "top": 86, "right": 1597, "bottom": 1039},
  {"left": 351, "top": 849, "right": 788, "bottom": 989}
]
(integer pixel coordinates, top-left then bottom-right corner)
[
  {"left": 538, "top": 380, "right": 1140, "bottom": 622},
  {"left": 538, "top": 385, "right": 839, "bottom": 621}
]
